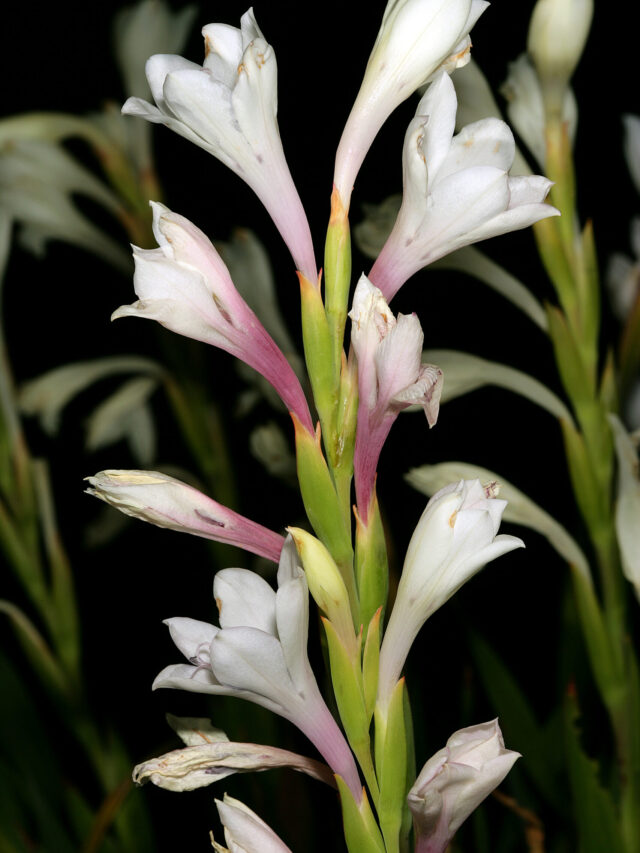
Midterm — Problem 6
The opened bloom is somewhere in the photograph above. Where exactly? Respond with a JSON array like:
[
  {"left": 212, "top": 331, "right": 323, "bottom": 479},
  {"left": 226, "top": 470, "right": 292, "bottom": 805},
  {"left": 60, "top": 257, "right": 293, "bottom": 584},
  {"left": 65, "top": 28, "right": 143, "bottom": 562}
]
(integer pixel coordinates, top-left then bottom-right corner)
[
  {"left": 212, "top": 795, "right": 292, "bottom": 853},
  {"left": 334, "top": 0, "right": 488, "bottom": 206},
  {"left": 377, "top": 479, "right": 523, "bottom": 707},
  {"left": 369, "top": 72, "right": 558, "bottom": 302},
  {"left": 350, "top": 274, "right": 443, "bottom": 520},
  {"left": 154, "top": 538, "right": 362, "bottom": 800},
  {"left": 409, "top": 720, "right": 520, "bottom": 853},
  {"left": 113, "top": 202, "right": 313, "bottom": 432},
  {"left": 122, "top": 9, "right": 315, "bottom": 278},
  {"left": 86, "top": 469, "right": 284, "bottom": 562}
]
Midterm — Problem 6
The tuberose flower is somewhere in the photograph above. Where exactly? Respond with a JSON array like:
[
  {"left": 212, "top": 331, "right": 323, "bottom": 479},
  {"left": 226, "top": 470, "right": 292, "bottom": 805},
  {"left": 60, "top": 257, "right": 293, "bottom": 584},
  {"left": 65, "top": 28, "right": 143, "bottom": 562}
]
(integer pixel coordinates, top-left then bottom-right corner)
[
  {"left": 85, "top": 469, "right": 284, "bottom": 562},
  {"left": 113, "top": 202, "right": 313, "bottom": 432},
  {"left": 153, "top": 538, "right": 362, "bottom": 800},
  {"left": 334, "top": 0, "right": 488, "bottom": 207},
  {"left": 349, "top": 274, "right": 442, "bottom": 520},
  {"left": 368, "top": 72, "right": 558, "bottom": 302},
  {"left": 408, "top": 720, "right": 520, "bottom": 853},
  {"left": 122, "top": 9, "right": 316, "bottom": 279},
  {"left": 212, "top": 794, "right": 292, "bottom": 853},
  {"left": 377, "top": 480, "right": 523, "bottom": 707}
]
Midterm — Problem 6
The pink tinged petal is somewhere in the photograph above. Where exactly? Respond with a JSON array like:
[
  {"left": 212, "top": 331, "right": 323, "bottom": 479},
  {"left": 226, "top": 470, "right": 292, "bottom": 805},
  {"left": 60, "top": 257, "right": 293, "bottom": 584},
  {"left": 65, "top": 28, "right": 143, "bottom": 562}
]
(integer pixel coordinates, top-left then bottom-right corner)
[
  {"left": 85, "top": 469, "right": 285, "bottom": 562},
  {"left": 214, "top": 569, "right": 277, "bottom": 633},
  {"left": 216, "top": 796, "right": 293, "bottom": 853},
  {"left": 374, "top": 313, "right": 424, "bottom": 409}
]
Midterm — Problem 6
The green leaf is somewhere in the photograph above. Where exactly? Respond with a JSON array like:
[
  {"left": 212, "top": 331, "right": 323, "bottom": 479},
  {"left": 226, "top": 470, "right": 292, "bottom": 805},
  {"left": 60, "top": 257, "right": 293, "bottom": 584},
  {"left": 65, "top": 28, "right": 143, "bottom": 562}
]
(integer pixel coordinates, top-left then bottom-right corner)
[
  {"left": 564, "top": 692, "right": 625, "bottom": 853},
  {"left": 422, "top": 349, "right": 574, "bottom": 426}
]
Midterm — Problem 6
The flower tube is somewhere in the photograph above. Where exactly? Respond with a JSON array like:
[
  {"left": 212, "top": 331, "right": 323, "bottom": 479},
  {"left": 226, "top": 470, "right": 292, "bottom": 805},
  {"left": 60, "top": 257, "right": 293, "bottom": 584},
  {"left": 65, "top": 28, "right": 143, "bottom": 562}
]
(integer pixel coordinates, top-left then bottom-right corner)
[
  {"left": 122, "top": 9, "right": 316, "bottom": 279},
  {"left": 369, "top": 72, "right": 558, "bottom": 301},
  {"left": 377, "top": 480, "right": 524, "bottom": 708},
  {"left": 113, "top": 202, "right": 313, "bottom": 432}
]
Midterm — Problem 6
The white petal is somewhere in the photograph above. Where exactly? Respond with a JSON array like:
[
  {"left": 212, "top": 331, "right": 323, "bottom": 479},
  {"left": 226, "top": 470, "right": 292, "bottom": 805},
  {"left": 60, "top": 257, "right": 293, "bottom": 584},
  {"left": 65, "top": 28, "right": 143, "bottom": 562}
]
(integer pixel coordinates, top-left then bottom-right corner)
[
  {"left": 164, "top": 617, "right": 218, "bottom": 661},
  {"left": 202, "top": 23, "right": 243, "bottom": 82},
  {"left": 210, "top": 627, "right": 297, "bottom": 711},
  {"left": 216, "top": 795, "right": 292, "bottom": 853},
  {"left": 214, "top": 568, "right": 277, "bottom": 633},
  {"left": 153, "top": 662, "right": 225, "bottom": 694},
  {"left": 275, "top": 570, "right": 310, "bottom": 690},
  {"left": 145, "top": 53, "right": 200, "bottom": 110},
  {"left": 437, "top": 119, "right": 515, "bottom": 182},
  {"left": 375, "top": 313, "right": 423, "bottom": 407}
]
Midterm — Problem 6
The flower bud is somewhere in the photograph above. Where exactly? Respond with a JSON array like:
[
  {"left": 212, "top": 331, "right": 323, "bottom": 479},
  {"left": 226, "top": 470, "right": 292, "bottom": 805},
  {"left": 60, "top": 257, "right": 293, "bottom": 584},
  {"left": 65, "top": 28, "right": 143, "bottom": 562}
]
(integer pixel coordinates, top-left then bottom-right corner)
[
  {"left": 409, "top": 720, "right": 519, "bottom": 853},
  {"left": 527, "top": 0, "right": 593, "bottom": 113}
]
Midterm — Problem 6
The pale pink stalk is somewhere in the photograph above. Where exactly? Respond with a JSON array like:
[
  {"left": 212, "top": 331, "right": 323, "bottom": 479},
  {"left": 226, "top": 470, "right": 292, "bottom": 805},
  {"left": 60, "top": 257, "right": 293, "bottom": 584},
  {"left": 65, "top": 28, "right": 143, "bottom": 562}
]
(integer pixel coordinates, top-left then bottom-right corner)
[
  {"left": 85, "top": 469, "right": 285, "bottom": 562},
  {"left": 113, "top": 202, "right": 313, "bottom": 432}
]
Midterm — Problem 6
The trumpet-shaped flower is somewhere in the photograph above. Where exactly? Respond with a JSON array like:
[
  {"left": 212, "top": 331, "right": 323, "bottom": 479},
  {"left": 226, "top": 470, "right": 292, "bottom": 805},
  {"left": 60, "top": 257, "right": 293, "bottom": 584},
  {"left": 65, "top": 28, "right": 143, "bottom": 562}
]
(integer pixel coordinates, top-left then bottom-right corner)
[
  {"left": 122, "top": 9, "right": 315, "bottom": 279},
  {"left": 408, "top": 720, "right": 520, "bottom": 853},
  {"left": 349, "top": 275, "right": 443, "bottom": 520},
  {"left": 369, "top": 72, "right": 558, "bottom": 302},
  {"left": 153, "top": 538, "right": 362, "bottom": 800},
  {"left": 85, "top": 469, "right": 284, "bottom": 562},
  {"left": 212, "top": 795, "right": 292, "bottom": 853},
  {"left": 377, "top": 479, "right": 523, "bottom": 707},
  {"left": 334, "top": 0, "right": 488, "bottom": 206},
  {"left": 113, "top": 202, "right": 313, "bottom": 432}
]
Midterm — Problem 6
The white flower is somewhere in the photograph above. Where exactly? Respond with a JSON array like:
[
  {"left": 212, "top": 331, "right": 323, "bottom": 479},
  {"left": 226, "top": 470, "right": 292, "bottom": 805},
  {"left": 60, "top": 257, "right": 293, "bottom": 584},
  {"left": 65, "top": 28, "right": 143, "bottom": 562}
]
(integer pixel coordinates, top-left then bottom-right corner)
[
  {"left": 408, "top": 720, "right": 520, "bottom": 853},
  {"left": 85, "top": 469, "right": 285, "bottom": 562},
  {"left": 349, "top": 275, "right": 443, "bottom": 519},
  {"left": 501, "top": 54, "right": 577, "bottom": 171},
  {"left": 122, "top": 9, "right": 315, "bottom": 278},
  {"left": 527, "top": 0, "right": 593, "bottom": 112},
  {"left": 334, "top": 0, "right": 488, "bottom": 206},
  {"left": 212, "top": 795, "right": 292, "bottom": 853},
  {"left": 154, "top": 538, "right": 362, "bottom": 799},
  {"left": 369, "top": 72, "right": 558, "bottom": 301},
  {"left": 113, "top": 202, "right": 313, "bottom": 431},
  {"left": 377, "top": 479, "right": 524, "bottom": 707}
]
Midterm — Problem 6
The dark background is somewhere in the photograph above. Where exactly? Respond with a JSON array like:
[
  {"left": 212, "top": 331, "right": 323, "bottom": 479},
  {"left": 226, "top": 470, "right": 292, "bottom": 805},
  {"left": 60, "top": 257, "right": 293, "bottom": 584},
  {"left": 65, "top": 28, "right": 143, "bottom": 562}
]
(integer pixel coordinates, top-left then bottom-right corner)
[{"left": 2, "top": 0, "right": 637, "bottom": 849}]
